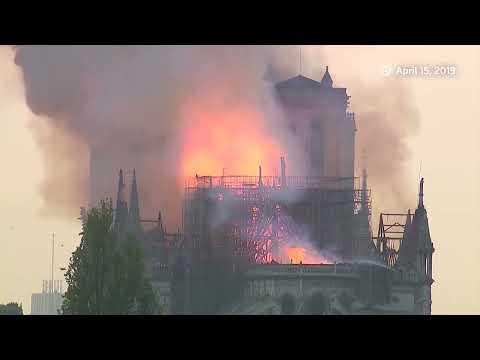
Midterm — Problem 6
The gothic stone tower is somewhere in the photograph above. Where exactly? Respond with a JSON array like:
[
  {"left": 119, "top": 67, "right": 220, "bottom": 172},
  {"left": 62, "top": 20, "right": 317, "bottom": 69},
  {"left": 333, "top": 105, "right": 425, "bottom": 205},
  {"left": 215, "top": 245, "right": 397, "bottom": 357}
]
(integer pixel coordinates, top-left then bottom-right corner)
[
  {"left": 274, "top": 67, "right": 356, "bottom": 186},
  {"left": 396, "top": 178, "right": 435, "bottom": 314},
  {"left": 114, "top": 169, "right": 129, "bottom": 238}
]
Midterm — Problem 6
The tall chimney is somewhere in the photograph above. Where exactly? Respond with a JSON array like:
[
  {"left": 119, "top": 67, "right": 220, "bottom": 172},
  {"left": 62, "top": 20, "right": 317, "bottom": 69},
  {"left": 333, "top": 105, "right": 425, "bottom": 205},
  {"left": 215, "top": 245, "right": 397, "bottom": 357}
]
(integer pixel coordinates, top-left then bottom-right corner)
[{"left": 280, "top": 157, "right": 287, "bottom": 187}]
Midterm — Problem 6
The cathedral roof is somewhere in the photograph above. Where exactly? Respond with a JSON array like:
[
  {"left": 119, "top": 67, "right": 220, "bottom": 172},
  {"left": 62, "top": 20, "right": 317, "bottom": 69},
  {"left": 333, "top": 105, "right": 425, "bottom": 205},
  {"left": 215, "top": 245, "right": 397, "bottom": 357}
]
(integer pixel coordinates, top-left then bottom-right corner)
[
  {"left": 275, "top": 74, "right": 324, "bottom": 90},
  {"left": 275, "top": 66, "right": 335, "bottom": 90},
  {"left": 320, "top": 66, "right": 333, "bottom": 88},
  {"left": 274, "top": 70, "right": 347, "bottom": 99}
]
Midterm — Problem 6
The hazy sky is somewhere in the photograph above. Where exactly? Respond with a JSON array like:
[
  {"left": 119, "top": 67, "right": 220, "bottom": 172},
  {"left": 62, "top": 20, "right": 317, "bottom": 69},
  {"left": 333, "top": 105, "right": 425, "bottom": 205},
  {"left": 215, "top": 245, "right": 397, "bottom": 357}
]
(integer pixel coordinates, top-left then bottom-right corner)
[
  {"left": 0, "top": 45, "right": 479, "bottom": 314},
  {"left": 321, "top": 46, "right": 480, "bottom": 314}
]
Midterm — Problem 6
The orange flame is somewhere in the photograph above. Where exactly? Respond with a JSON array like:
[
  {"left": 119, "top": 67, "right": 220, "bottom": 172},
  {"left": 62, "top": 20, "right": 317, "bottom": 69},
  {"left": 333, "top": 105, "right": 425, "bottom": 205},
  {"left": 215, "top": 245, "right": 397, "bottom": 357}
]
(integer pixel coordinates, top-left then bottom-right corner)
[
  {"left": 287, "top": 247, "right": 306, "bottom": 264},
  {"left": 179, "top": 96, "right": 283, "bottom": 183},
  {"left": 284, "top": 246, "right": 334, "bottom": 265}
]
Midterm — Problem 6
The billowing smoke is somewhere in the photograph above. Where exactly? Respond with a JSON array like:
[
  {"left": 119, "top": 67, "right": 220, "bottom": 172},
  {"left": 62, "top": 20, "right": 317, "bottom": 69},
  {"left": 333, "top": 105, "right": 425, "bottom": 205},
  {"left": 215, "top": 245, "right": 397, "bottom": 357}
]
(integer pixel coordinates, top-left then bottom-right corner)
[
  {"left": 351, "top": 80, "right": 420, "bottom": 215},
  {"left": 14, "top": 45, "right": 304, "bottom": 228},
  {"left": 298, "top": 48, "right": 420, "bottom": 216},
  {"left": 14, "top": 46, "right": 419, "bottom": 231}
]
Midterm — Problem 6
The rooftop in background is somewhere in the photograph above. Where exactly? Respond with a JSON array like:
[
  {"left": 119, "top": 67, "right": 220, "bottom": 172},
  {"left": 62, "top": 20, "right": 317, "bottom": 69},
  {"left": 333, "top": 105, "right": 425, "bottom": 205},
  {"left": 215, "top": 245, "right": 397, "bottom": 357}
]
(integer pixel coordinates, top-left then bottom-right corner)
[
  {"left": 274, "top": 69, "right": 349, "bottom": 108},
  {"left": 275, "top": 67, "right": 345, "bottom": 92}
]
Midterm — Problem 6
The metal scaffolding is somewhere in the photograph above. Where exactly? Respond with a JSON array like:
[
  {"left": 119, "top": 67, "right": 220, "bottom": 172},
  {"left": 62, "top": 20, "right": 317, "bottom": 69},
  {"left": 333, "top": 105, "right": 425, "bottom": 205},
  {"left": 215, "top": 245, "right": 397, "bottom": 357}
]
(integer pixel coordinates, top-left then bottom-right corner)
[
  {"left": 183, "top": 174, "right": 366, "bottom": 265},
  {"left": 178, "top": 171, "right": 373, "bottom": 313},
  {"left": 373, "top": 213, "right": 409, "bottom": 267}
]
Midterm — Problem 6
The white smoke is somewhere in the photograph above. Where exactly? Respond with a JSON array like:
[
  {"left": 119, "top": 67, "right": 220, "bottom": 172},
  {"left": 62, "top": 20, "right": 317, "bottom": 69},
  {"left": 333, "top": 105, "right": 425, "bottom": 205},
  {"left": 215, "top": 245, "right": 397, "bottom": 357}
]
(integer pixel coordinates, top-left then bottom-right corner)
[
  {"left": 14, "top": 45, "right": 305, "bottom": 227},
  {"left": 14, "top": 45, "right": 419, "bottom": 232}
]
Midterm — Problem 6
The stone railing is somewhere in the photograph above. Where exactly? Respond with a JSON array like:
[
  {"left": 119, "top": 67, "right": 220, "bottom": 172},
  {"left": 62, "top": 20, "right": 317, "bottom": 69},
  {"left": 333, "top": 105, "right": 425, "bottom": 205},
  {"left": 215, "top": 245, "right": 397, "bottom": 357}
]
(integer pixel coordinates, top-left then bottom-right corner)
[{"left": 245, "top": 263, "right": 358, "bottom": 278}]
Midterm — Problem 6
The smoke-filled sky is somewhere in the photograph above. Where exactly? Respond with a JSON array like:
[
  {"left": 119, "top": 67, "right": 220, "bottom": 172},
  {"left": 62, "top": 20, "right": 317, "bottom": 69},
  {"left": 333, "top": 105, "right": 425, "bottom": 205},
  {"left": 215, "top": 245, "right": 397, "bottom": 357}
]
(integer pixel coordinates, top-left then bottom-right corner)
[
  {"left": 1, "top": 45, "right": 479, "bottom": 314},
  {"left": 12, "top": 45, "right": 421, "bottom": 225}
]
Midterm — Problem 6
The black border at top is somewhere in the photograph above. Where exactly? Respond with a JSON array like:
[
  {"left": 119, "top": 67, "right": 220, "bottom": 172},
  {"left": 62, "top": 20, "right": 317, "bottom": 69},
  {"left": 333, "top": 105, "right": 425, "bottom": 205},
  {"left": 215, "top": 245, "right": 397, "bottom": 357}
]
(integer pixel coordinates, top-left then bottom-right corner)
[{"left": 1, "top": 11, "right": 479, "bottom": 44}]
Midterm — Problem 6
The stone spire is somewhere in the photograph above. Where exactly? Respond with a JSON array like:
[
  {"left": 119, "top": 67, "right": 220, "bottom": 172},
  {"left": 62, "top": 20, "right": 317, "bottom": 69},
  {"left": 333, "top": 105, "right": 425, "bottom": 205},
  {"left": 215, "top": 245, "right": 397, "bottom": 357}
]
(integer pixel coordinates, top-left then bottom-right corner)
[
  {"left": 114, "top": 169, "right": 128, "bottom": 235},
  {"left": 361, "top": 166, "right": 369, "bottom": 214},
  {"left": 320, "top": 66, "right": 333, "bottom": 88},
  {"left": 128, "top": 169, "right": 140, "bottom": 228},
  {"left": 418, "top": 177, "right": 424, "bottom": 209},
  {"left": 405, "top": 209, "right": 412, "bottom": 232},
  {"left": 412, "top": 177, "right": 434, "bottom": 314},
  {"left": 396, "top": 178, "right": 434, "bottom": 313}
]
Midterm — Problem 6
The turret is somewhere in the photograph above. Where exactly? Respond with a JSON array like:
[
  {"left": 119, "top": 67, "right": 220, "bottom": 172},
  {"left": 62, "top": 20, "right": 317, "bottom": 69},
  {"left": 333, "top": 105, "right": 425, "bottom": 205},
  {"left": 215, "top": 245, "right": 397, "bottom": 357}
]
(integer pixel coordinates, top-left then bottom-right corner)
[
  {"left": 396, "top": 178, "right": 434, "bottom": 314},
  {"left": 413, "top": 178, "right": 433, "bottom": 278},
  {"left": 418, "top": 177, "right": 424, "bottom": 209},
  {"left": 320, "top": 66, "right": 333, "bottom": 88},
  {"left": 128, "top": 169, "right": 141, "bottom": 231},
  {"left": 114, "top": 169, "right": 128, "bottom": 236}
]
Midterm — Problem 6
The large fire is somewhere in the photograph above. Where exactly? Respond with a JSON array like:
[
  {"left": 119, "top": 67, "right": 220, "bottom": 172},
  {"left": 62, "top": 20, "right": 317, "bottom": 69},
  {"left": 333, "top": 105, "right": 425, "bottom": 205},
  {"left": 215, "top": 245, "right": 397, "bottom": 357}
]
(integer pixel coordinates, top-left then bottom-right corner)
[
  {"left": 178, "top": 94, "right": 335, "bottom": 266},
  {"left": 284, "top": 246, "right": 334, "bottom": 265},
  {"left": 179, "top": 97, "right": 283, "bottom": 182},
  {"left": 286, "top": 247, "right": 306, "bottom": 264}
]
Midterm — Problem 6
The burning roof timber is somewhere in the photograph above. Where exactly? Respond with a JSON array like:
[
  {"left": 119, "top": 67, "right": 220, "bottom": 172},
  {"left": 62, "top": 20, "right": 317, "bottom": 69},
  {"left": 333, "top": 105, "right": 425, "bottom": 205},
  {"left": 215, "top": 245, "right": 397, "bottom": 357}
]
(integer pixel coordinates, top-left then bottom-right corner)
[{"left": 181, "top": 157, "right": 369, "bottom": 267}]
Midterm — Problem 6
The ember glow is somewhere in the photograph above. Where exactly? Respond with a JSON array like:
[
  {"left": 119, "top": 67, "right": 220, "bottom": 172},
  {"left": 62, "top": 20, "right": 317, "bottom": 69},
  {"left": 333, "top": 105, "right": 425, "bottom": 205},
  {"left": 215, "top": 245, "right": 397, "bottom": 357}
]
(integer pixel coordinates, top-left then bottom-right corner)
[
  {"left": 286, "top": 247, "right": 306, "bottom": 264},
  {"left": 179, "top": 97, "right": 284, "bottom": 183},
  {"left": 284, "top": 246, "right": 334, "bottom": 265}
]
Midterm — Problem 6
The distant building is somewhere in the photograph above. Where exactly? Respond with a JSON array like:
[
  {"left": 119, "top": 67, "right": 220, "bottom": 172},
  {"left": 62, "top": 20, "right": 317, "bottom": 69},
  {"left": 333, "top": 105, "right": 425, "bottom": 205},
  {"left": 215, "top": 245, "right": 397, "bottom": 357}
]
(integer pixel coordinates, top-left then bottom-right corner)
[{"left": 31, "top": 280, "right": 64, "bottom": 315}]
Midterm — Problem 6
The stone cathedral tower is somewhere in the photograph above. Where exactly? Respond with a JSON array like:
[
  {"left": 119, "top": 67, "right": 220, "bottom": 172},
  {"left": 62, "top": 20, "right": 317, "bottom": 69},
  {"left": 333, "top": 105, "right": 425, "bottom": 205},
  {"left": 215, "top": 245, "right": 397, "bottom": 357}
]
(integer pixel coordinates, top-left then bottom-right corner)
[
  {"left": 274, "top": 67, "right": 356, "bottom": 186},
  {"left": 395, "top": 178, "right": 435, "bottom": 314}
]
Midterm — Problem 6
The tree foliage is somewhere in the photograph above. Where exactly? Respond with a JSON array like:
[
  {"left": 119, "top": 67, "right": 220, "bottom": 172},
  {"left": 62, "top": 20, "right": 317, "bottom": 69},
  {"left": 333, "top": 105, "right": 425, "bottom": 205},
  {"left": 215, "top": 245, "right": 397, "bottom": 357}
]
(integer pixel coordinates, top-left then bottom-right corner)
[
  {"left": 0, "top": 303, "right": 23, "bottom": 315},
  {"left": 61, "top": 199, "right": 160, "bottom": 315}
]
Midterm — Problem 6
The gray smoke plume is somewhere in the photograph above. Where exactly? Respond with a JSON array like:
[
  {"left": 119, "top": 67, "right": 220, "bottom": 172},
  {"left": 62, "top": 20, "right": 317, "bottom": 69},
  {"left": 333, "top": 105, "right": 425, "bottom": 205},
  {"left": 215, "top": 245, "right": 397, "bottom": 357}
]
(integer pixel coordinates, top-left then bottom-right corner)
[
  {"left": 351, "top": 79, "right": 420, "bottom": 216},
  {"left": 14, "top": 46, "right": 419, "bottom": 230},
  {"left": 14, "top": 45, "right": 303, "bottom": 228},
  {"left": 300, "top": 52, "right": 421, "bottom": 217}
]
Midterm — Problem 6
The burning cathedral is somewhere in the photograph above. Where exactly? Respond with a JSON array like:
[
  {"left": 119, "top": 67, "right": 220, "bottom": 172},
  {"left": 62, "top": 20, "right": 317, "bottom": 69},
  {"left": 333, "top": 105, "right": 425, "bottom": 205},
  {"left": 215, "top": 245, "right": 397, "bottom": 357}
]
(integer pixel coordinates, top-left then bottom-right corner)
[{"left": 100, "top": 67, "right": 435, "bottom": 315}]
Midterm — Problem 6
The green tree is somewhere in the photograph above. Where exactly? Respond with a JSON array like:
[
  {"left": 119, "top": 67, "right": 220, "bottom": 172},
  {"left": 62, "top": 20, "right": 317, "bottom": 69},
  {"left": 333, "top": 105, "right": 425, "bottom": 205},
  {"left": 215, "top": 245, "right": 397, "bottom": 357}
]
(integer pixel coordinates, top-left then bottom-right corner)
[
  {"left": 104, "top": 235, "right": 161, "bottom": 314},
  {"left": 62, "top": 199, "right": 160, "bottom": 315},
  {"left": 0, "top": 303, "right": 23, "bottom": 315}
]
